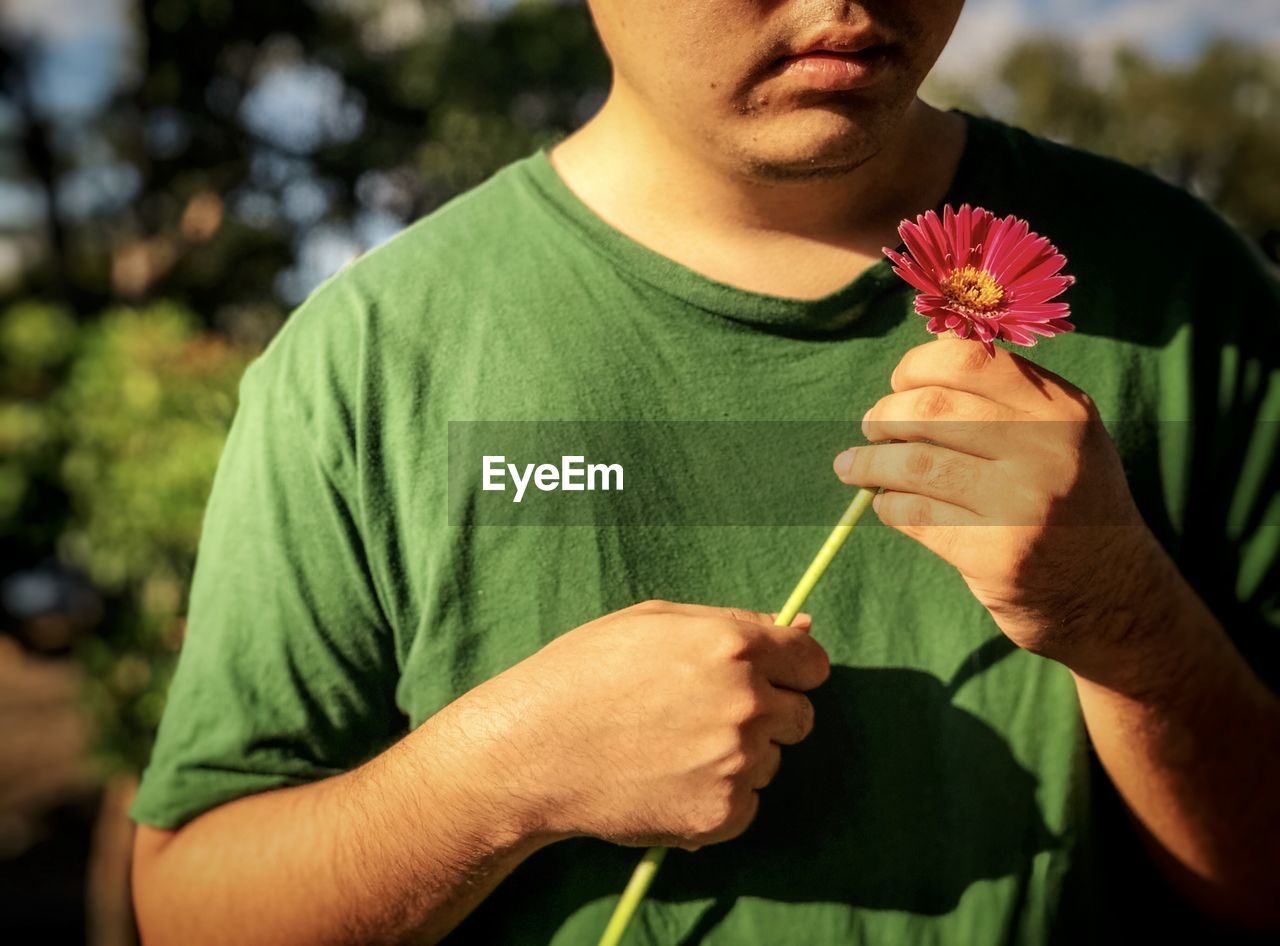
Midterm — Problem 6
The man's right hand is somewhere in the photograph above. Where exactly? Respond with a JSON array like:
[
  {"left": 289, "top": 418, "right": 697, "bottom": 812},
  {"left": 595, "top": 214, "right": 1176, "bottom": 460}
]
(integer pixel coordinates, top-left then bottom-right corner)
[
  {"left": 445, "top": 600, "right": 830, "bottom": 851},
  {"left": 132, "top": 600, "right": 830, "bottom": 946}
]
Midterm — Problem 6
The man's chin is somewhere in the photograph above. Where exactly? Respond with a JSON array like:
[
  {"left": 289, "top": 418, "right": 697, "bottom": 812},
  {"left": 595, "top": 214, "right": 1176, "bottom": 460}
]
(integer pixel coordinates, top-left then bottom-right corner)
[
  {"left": 735, "top": 138, "right": 883, "bottom": 183},
  {"left": 722, "top": 109, "right": 892, "bottom": 183}
]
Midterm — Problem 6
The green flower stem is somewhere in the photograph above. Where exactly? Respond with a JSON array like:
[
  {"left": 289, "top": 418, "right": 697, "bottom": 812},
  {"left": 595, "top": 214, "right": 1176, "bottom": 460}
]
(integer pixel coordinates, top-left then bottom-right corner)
[
  {"left": 597, "top": 847, "right": 668, "bottom": 946},
  {"left": 595, "top": 487, "right": 877, "bottom": 946},
  {"left": 773, "top": 486, "right": 876, "bottom": 627}
]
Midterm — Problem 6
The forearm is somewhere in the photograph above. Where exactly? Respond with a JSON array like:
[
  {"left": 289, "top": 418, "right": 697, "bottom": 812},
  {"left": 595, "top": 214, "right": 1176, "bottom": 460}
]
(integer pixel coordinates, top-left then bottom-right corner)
[
  {"left": 133, "top": 683, "right": 558, "bottom": 946},
  {"left": 1069, "top": 537, "right": 1280, "bottom": 929}
]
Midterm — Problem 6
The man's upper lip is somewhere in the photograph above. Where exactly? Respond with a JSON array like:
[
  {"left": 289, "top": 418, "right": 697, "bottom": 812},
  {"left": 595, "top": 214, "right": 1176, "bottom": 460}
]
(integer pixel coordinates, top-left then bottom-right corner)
[{"left": 785, "top": 28, "right": 885, "bottom": 59}]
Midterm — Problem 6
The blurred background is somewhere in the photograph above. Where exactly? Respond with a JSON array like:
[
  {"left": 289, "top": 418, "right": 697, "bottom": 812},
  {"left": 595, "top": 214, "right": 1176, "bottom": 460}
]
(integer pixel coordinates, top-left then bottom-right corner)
[{"left": 0, "top": 0, "right": 1276, "bottom": 941}]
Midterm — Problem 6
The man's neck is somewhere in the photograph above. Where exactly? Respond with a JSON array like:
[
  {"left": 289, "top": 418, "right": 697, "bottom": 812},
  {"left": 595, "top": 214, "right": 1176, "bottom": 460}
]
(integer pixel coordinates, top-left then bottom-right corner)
[{"left": 549, "top": 93, "right": 967, "bottom": 299}]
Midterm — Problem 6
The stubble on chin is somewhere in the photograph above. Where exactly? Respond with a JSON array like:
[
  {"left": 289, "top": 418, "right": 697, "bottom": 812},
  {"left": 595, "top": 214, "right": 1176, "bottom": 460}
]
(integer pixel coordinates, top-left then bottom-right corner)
[
  {"left": 738, "top": 143, "right": 880, "bottom": 182},
  {"left": 721, "top": 109, "right": 894, "bottom": 183}
]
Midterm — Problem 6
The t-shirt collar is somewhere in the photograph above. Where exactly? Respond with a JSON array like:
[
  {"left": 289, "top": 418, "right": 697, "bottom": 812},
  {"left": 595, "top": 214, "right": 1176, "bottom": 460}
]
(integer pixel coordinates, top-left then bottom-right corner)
[{"left": 521, "top": 109, "right": 984, "bottom": 336}]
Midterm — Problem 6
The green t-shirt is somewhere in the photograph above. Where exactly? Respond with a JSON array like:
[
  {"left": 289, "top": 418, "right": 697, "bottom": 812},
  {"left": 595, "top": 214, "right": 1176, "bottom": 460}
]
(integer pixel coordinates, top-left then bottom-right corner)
[{"left": 131, "top": 111, "right": 1279, "bottom": 944}]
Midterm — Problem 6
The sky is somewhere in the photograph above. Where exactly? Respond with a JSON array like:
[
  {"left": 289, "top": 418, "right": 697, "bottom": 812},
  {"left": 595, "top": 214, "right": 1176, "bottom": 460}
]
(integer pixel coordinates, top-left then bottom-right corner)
[
  {"left": 0, "top": 0, "right": 131, "bottom": 117},
  {"left": 936, "top": 0, "right": 1280, "bottom": 78}
]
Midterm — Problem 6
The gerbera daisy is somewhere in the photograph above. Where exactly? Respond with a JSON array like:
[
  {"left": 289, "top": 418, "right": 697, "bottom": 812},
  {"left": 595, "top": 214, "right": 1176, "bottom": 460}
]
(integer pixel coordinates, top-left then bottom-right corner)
[{"left": 883, "top": 204, "right": 1075, "bottom": 356}]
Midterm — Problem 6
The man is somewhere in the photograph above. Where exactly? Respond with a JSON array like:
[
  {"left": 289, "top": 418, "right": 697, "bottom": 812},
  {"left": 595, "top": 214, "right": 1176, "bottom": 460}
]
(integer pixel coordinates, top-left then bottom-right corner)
[{"left": 130, "top": 2, "right": 1280, "bottom": 944}]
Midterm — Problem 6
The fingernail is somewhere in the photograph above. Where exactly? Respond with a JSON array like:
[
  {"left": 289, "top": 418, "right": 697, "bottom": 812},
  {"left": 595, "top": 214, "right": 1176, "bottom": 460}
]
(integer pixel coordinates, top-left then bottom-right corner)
[{"left": 833, "top": 449, "right": 857, "bottom": 477}]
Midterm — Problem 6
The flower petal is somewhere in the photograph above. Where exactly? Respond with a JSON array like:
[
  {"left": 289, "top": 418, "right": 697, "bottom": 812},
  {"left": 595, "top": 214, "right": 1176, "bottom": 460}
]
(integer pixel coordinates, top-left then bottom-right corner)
[
  {"left": 1018, "top": 321, "right": 1067, "bottom": 338},
  {"left": 999, "top": 324, "right": 1039, "bottom": 346},
  {"left": 900, "top": 215, "right": 950, "bottom": 278},
  {"left": 991, "top": 234, "right": 1051, "bottom": 286},
  {"left": 1006, "top": 276, "right": 1074, "bottom": 306},
  {"left": 885, "top": 249, "right": 944, "bottom": 295},
  {"left": 1007, "top": 252, "right": 1069, "bottom": 289},
  {"left": 1007, "top": 302, "right": 1071, "bottom": 320},
  {"left": 981, "top": 215, "right": 1027, "bottom": 273}
]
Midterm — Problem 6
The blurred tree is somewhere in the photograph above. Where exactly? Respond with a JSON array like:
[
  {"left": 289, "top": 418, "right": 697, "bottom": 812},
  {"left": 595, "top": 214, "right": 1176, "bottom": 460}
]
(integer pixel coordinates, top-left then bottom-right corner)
[
  {"left": 56, "top": 303, "right": 250, "bottom": 770},
  {"left": 0, "top": 0, "right": 611, "bottom": 787},
  {"left": 0, "top": 0, "right": 609, "bottom": 333},
  {"left": 925, "top": 37, "right": 1280, "bottom": 259},
  {"left": 0, "top": 300, "right": 77, "bottom": 554}
]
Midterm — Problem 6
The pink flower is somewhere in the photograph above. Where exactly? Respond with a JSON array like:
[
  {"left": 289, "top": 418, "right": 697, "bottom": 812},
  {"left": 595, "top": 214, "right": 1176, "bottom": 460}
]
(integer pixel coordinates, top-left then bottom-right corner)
[{"left": 882, "top": 204, "right": 1075, "bottom": 356}]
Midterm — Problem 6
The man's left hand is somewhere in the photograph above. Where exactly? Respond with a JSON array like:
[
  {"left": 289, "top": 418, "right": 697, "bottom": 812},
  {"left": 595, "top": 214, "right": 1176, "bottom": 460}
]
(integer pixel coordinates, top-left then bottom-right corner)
[{"left": 833, "top": 336, "right": 1163, "bottom": 667}]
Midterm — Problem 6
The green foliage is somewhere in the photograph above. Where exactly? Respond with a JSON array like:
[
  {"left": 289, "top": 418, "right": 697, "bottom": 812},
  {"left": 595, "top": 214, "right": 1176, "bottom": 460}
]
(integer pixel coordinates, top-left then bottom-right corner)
[
  {"left": 0, "top": 301, "right": 250, "bottom": 771},
  {"left": 924, "top": 39, "right": 1280, "bottom": 252},
  {"left": 0, "top": 302, "right": 79, "bottom": 381},
  {"left": 56, "top": 304, "right": 249, "bottom": 770},
  {"left": 0, "top": 302, "right": 79, "bottom": 547},
  {"left": 58, "top": 305, "right": 245, "bottom": 592}
]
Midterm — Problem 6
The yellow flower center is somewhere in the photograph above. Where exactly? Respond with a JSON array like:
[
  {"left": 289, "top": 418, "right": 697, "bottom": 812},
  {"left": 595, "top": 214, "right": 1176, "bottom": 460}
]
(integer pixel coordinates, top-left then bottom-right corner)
[{"left": 942, "top": 266, "right": 1005, "bottom": 313}]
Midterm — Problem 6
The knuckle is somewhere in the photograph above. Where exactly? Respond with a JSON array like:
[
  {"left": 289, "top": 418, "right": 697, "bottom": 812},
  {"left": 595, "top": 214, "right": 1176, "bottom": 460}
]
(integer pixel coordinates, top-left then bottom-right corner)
[
  {"left": 720, "top": 748, "right": 754, "bottom": 778},
  {"left": 691, "top": 785, "right": 739, "bottom": 838},
  {"left": 710, "top": 624, "right": 754, "bottom": 664},
  {"left": 960, "top": 343, "right": 991, "bottom": 373},
  {"left": 727, "top": 691, "right": 766, "bottom": 726},
  {"left": 681, "top": 807, "right": 712, "bottom": 842},
  {"left": 906, "top": 496, "right": 934, "bottom": 528},
  {"left": 630, "top": 598, "right": 667, "bottom": 614},
  {"left": 906, "top": 446, "right": 936, "bottom": 478},
  {"left": 684, "top": 818, "right": 719, "bottom": 847},
  {"left": 915, "top": 387, "right": 953, "bottom": 420},
  {"left": 696, "top": 785, "right": 758, "bottom": 842},
  {"left": 930, "top": 455, "right": 970, "bottom": 495}
]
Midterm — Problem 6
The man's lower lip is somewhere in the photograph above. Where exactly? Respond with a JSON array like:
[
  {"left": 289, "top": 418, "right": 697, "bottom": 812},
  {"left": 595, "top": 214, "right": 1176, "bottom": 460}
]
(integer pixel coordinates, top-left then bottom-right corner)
[{"left": 771, "top": 48, "right": 889, "bottom": 91}]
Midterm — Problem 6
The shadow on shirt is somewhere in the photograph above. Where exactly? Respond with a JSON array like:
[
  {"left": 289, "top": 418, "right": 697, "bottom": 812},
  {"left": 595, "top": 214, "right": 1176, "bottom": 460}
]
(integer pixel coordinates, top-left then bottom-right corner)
[{"left": 453, "top": 637, "right": 1063, "bottom": 944}]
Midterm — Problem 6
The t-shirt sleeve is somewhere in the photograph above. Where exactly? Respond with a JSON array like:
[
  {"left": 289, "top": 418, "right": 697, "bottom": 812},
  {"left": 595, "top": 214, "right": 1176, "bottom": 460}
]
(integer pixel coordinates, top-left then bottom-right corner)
[{"left": 129, "top": 327, "right": 403, "bottom": 829}]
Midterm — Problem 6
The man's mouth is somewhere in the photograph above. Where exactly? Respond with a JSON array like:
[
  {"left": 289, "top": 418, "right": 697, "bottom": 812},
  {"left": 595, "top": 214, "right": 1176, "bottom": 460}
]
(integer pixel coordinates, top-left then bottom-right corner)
[
  {"left": 769, "top": 45, "right": 892, "bottom": 92},
  {"left": 763, "top": 24, "right": 894, "bottom": 92}
]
